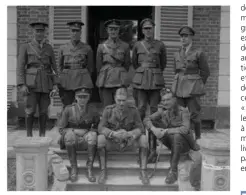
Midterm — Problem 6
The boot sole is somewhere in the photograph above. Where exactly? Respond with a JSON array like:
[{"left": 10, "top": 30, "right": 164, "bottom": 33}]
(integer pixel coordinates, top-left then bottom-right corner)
[
  {"left": 165, "top": 178, "right": 177, "bottom": 185},
  {"left": 86, "top": 171, "right": 96, "bottom": 183},
  {"left": 139, "top": 175, "right": 150, "bottom": 185}
]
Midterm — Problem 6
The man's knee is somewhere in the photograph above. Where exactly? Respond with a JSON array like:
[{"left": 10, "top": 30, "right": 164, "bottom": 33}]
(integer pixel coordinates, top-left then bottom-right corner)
[
  {"left": 25, "top": 108, "right": 35, "bottom": 116},
  {"left": 25, "top": 101, "right": 36, "bottom": 115},
  {"left": 189, "top": 150, "right": 202, "bottom": 165},
  {"left": 139, "top": 135, "right": 148, "bottom": 148},
  {"left": 39, "top": 107, "right": 49, "bottom": 115},
  {"left": 97, "top": 135, "right": 107, "bottom": 148},
  {"left": 150, "top": 106, "right": 158, "bottom": 114},
  {"left": 190, "top": 112, "right": 200, "bottom": 123},
  {"left": 64, "top": 130, "right": 76, "bottom": 145},
  {"left": 173, "top": 134, "right": 183, "bottom": 141},
  {"left": 26, "top": 113, "right": 34, "bottom": 118},
  {"left": 172, "top": 134, "right": 187, "bottom": 149},
  {"left": 87, "top": 131, "right": 97, "bottom": 145}
]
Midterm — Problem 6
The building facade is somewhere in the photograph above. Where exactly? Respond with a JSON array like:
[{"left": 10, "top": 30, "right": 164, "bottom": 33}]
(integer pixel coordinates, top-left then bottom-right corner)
[{"left": 7, "top": 6, "right": 230, "bottom": 128}]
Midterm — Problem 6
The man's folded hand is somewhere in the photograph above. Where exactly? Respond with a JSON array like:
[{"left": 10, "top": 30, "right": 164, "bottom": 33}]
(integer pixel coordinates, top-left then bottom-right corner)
[
  {"left": 151, "top": 127, "right": 167, "bottom": 139},
  {"left": 113, "top": 130, "right": 126, "bottom": 141}
]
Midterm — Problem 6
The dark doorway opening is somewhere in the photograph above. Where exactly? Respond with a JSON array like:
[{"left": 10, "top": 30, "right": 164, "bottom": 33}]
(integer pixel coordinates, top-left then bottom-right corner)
[{"left": 87, "top": 6, "right": 154, "bottom": 102}]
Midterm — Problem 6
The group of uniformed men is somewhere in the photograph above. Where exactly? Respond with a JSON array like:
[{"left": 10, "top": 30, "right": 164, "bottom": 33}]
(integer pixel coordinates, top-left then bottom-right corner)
[{"left": 17, "top": 17, "right": 210, "bottom": 190}]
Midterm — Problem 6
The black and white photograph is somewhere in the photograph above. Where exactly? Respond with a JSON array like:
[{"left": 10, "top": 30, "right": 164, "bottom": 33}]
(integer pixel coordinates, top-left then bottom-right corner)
[{"left": 7, "top": 5, "right": 230, "bottom": 191}]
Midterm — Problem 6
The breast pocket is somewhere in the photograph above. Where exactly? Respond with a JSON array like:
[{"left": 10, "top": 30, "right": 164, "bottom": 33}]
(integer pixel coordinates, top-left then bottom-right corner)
[
  {"left": 148, "top": 49, "right": 159, "bottom": 61},
  {"left": 149, "top": 48, "right": 159, "bottom": 56},
  {"left": 137, "top": 48, "right": 145, "bottom": 54},
  {"left": 186, "top": 55, "right": 198, "bottom": 68},
  {"left": 41, "top": 52, "right": 50, "bottom": 64},
  {"left": 170, "top": 115, "right": 182, "bottom": 127},
  {"left": 63, "top": 51, "right": 73, "bottom": 64},
  {"left": 107, "top": 118, "right": 117, "bottom": 130},
  {"left": 175, "top": 58, "right": 183, "bottom": 69},
  {"left": 116, "top": 49, "right": 125, "bottom": 61},
  {"left": 27, "top": 51, "right": 37, "bottom": 63},
  {"left": 74, "top": 52, "right": 87, "bottom": 64},
  {"left": 137, "top": 49, "right": 146, "bottom": 59},
  {"left": 124, "top": 120, "right": 135, "bottom": 131},
  {"left": 102, "top": 51, "right": 112, "bottom": 62}
]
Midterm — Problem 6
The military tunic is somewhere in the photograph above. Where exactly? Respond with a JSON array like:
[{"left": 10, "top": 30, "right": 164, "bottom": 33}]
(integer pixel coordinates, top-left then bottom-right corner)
[
  {"left": 171, "top": 45, "right": 210, "bottom": 139},
  {"left": 97, "top": 104, "right": 148, "bottom": 151},
  {"left": 57, "top": 103, "right": 100, "bottom": 150},
  {"left": 143, "top": 106, "right": 201, "bottom": 188},
  {"left": 144, "top": 106, "right": 192, "bottom": 139},
  {"left": 171, "top": 46, "right": 210, "bottom": 98},
  {"left": 58, "top": 41, "right": 94, "bottom": 106},
  {"left": 96, "top": 38, "right": 131, "bottom": 107},
  {"left": 132, "top": 40, "right": 166, "bottom": 90},
  {"left": 131, "top": 39, "right": 167, "bottom": 119},
  {"left": 17, "top": 39, "right": 58, "bottom": 115}
]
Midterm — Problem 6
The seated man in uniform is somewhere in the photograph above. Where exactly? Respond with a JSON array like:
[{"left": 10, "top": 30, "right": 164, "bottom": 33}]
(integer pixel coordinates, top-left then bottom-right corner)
[
  {"left": 57, "top": 88, "right": 100, "bottom": 182},
  {"left": 143, "top": 88, "right": 201, "bottom": 189},
  {"left": 97, "top": 88, "right": 149, "bottom": 185}
]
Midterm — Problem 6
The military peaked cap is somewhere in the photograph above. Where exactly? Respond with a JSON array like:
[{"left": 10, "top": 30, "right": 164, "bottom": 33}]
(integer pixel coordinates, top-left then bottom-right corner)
[
  {"left": 29, "top": 22, "right": 48, "bottom": 29},
  {"left": 140, "top": 18, "right": 155, "bottom": 28},
  {"left": 67, "top": 21, "right": 84, "bottom": 29},
  {"left": 104, "top": 19, "right": 121, "bottom": 27},
  {"left": 178, "top": 26, "right": 195, "bottom": 36}
]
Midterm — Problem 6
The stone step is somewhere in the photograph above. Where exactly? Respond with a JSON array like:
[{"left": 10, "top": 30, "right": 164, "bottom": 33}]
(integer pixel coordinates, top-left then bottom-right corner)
[
  {"left": 63, "top": 159, "right": 170, "bottom": 176},
  {"left": 66, "top": 174, "right": 178, "bottom": 191},
  {"left": 50, "top": 147, "right": 172, "bottom": 161}
]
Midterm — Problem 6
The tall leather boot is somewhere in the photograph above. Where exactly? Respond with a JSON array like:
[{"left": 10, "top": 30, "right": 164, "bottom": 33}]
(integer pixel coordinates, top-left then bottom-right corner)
[
  {"left": 39, "top": 114, "right": 47, "bottom": 137},
  {"left": 26, "top": 115, "right": 34, "bottom": 137},
  {"left": 165, "top": 146, "right": 180, "bottom": 184},
  {"left": 147, "top": 131, "right": 157, "bottom": 163},
  {"left": 139, "top": 147, "right": 150, "bottom": 185},
  {"left": 86, "top": 144, "right": 97, "bottom": 182},
  {"left": 67, "top": 144, "right": 78, "bottom": 182},
  {"left": 98, "top": 147, "right": 107, "bottom": 184},
  {"left": 194, "top": 122, "right": 201, "bottom": 140}
]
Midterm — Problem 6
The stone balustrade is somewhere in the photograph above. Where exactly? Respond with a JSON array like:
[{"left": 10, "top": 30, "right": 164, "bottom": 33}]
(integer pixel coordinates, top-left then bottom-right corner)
[
  {"left": 200, "top": 130, "right": 230, "bottom": 191},
  {"left": 13, "top": 137, "right": 52, "bottom": 191},
  {"left": 13, "top": 137, "right": 70, "bottom": 191}
]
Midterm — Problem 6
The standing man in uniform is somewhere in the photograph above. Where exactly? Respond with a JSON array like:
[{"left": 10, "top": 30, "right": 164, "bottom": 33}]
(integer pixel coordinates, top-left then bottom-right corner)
[
  {"left": 17, "top": 22, "right": 58, "bottom": 137},
  {"left": 144, "top": 89, "right": 201, "bottom": 189},
  {"left": 97, "top": 88, "right": 149, "bottom": 185},
  {"left": 96, "top": 19, "right": 131, "bottom": 107},
  {"left": 57, "top": 88, "right": 100, "bottom": 182},
  {"left": 58, "top": 21, "right": 94, "bottom": 108},
  {"left": 132, "top": 18, "right": 167, "bottom": 163},
  {"left": 171, "top": 26, "right": 210, "bottom": 140}
]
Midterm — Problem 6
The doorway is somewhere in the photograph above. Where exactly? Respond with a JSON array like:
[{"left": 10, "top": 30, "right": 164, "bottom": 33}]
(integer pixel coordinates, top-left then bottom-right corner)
[{"left": 87, "top": 6, "right": 154, "bottom": 102}]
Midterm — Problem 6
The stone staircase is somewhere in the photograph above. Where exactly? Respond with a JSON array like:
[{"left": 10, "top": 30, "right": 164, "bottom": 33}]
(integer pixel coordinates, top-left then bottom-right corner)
[{"left": 51, "top": 147, "right": 179, "bottom": 191}]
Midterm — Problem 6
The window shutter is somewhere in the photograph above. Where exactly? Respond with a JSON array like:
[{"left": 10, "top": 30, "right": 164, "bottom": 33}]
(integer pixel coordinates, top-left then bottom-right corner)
[
  {"left": 7, "top": 85, "right": 15, "bottom": 111},
  {"left": 159, "top": 6, "right": 189, "bottom": 88}
]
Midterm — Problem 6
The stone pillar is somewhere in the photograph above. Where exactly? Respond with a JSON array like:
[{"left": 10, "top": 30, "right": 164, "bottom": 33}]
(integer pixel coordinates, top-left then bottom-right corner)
[
  {"left": 13, "top": 137, "right": 52, "bottom": 191},
  {"left": 200, "top": 131, "right": 230, "bottom": 191}
]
